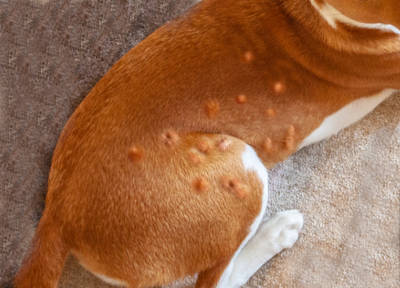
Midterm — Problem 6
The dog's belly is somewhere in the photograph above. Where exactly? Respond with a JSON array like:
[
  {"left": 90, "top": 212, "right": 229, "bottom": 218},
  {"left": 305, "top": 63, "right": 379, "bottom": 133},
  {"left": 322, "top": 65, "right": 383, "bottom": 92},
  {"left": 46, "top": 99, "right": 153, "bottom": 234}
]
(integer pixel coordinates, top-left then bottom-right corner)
[{"left": 298, "top": 89, "right": 395, "bottom": 149}]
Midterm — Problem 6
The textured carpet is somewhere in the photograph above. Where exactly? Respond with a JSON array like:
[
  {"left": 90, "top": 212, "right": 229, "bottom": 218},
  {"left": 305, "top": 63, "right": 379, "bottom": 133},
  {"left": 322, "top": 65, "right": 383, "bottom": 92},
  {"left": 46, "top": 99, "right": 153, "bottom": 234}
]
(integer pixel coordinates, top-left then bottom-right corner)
[{"left": 1, "top": 1, "right": 399, "bottom": 287}]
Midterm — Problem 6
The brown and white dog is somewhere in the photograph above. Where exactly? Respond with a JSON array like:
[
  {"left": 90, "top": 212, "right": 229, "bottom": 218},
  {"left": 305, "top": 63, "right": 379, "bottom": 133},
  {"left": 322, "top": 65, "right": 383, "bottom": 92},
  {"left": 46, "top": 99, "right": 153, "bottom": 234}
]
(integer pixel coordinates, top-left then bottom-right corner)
[{"left": 14, "top": 0, "right": 400, "bottom": 287}]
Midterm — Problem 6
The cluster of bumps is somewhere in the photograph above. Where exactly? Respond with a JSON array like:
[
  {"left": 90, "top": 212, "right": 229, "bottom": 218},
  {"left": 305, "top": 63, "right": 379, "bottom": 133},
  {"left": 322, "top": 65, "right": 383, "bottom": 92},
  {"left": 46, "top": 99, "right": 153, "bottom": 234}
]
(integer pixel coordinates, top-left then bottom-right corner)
[{"left": 127, "top": 51, "right": 295, "bottom": 200}]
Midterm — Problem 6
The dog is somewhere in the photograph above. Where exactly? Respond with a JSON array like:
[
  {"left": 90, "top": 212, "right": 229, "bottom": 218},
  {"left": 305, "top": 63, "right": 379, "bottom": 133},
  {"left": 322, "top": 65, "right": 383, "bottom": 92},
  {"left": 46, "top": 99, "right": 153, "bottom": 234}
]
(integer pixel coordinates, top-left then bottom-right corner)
[{"left": 14, "top": 0, "right": 400, "bottom": 287}]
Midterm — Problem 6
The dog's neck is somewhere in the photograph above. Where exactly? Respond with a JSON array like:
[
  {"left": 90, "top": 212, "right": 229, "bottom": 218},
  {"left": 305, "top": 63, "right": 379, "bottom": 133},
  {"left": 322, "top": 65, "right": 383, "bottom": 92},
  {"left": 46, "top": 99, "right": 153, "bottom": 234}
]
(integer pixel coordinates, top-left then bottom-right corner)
[
  {"left": 282, "top": 0, "right": 400, "bottom": 54},
  {"left": 310, "top": 0, "right": 400, "bottom": 36},
  {"left": 269, "top": 0, "right": 400, "bottom": 90}
]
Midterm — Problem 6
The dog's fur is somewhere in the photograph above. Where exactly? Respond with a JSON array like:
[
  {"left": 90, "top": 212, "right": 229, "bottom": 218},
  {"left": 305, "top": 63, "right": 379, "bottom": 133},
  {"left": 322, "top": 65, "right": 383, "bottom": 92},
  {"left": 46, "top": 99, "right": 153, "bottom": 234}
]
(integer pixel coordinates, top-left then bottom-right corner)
[{"left": 14, "top": 0, "right": 400, "bottom": 287}]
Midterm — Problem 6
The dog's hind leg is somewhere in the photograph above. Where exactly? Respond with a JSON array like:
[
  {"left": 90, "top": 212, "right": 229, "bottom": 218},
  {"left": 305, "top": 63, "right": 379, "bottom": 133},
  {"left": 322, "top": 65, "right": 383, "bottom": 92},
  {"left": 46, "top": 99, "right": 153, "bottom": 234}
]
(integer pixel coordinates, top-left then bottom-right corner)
[
  {"left": 222, "top": 210, "right": 303, "bottom": 288},
  {"left": 195, "top": 141, "right": 303, "bottom": 288}
]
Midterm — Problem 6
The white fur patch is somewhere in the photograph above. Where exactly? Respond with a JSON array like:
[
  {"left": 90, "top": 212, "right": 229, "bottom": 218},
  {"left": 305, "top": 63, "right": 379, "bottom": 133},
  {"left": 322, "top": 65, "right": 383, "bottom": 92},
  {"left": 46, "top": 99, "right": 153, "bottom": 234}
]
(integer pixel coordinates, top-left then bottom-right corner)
[
  {"left": 217, "top": 145, "right": 269, "bottom": 287},
  {"left": 241, "top": 145, "right": 269, "bottom": 241},
  {"left": 310, "top": 0, "right": 400, "bottom": 35},
  {"left": 92, "top": 272, "right": 127, "bottom": 287},
  {"left": 76, "top": 256, "right": 128, "bottom": 287},
  {"left": 226, "top": 210, "right": 303, "bottom": 288},
  {"left": 299, "top": 89, "right": 395, "bottom": 149}
]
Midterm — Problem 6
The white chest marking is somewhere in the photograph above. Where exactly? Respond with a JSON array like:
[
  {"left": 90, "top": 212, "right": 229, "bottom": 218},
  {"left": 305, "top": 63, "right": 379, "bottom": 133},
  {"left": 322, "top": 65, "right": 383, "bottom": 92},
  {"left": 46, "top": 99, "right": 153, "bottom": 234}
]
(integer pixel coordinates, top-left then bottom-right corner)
[
  {"left": 299, "top": 89, "right": 395, "bottom": 149},
  {"left": 310, "top": 0, "right": 400, "bottom": 35},
  {"left": 217, "top": 145, "right": 269, "bottom": 287}
]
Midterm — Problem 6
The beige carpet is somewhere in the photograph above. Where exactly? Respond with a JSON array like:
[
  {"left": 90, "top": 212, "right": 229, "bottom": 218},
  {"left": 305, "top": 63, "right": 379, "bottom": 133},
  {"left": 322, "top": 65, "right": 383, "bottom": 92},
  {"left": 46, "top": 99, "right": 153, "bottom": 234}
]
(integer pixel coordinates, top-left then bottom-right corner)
[{"left": 1, "top": 1, "right": 399, "bottom": 287}]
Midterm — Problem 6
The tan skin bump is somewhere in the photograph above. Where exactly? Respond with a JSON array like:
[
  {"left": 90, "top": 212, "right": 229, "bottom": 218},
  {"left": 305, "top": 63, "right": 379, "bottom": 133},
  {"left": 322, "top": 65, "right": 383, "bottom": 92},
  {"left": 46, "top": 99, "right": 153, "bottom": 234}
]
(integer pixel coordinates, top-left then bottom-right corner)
[
  {"left": 128, "top": 146, "right": 144, "bottom": 162},
  {"left": 285, "top": 125, "right": 296, "bottom": 150},
  {"left": 193, "top": 177, "right": 209, "bottom": 193},
  {"left": 217, "top": 138, "right": 232, "bottom": 152},
  {"left": 243, "top": 51, "right": 255, "bottom": 63},
  {"left": 221, "top": 176, "right": 247, "bottom": 199},
  {"left": 273, "top": 81, "right": 285, "bottom": 93},
  {"left": 265, "top": 108, "right": 276, "bottom": 118},
  {"left": 197, "top": 139, "right": 211, "bottom": 154},
  {"left": 262, "top": 137, "right": 273, "bottom": 153},
  {"left": 188, "top": 149, "right": 204, "bottom": 165},
  {"left": 161, "top": 129, "right": 180, "bottom": 147},
  {"left": 236, "top": 94, "right": 248, "bottom": 104}
]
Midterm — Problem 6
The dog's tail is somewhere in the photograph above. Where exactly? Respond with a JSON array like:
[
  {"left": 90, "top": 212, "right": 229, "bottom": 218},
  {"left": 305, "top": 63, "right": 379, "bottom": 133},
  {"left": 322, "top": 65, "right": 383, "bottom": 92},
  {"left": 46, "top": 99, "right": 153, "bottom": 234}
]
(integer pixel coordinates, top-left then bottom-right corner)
[{"left": 14, "top": 214, "right": 69, "bottom": 288}]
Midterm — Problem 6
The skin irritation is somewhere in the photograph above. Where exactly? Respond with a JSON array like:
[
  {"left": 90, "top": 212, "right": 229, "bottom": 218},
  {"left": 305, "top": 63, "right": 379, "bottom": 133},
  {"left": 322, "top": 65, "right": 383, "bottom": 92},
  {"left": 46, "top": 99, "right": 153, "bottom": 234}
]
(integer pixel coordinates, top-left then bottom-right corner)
[
  {"left": 188, "top": 148, "right": 204, "bottom": 165},
  {"left": 262, "top": 137, "right": 273, "bottom": 153},
  {"left": 285, "top": 125, "right": 297, "bottom": 150},
  {"left": 193, "top": 177, "right": 209, "bottom": 193},
  {"left": 221, "top": 176, "right": 248, "bottom": 200},
  {"left": 14, "top": 0, "right": 400, "bottom": 287},
  {"left": 161, "top": 129, "right": 180, "bottom": 147},
  {"left": 197, "top": 138, "right": 211, "bottom": 154},
  {"left": 217, "top": 137, "right": 231, "bottom": 152},
  {"left": 128, "top": 146, "right": 144, "bottom": 163},
  {"left": 265, "top": 108, "right": 276, "bottom": 118},
  {"left": 243, "top": 51, "right": 255, "bottom": 63},
  {"left": 236, "top": 94, "right": 248, "bottom": 104},
  {"left": 273, "top": 82, "right": 286, "bottom": 94}
]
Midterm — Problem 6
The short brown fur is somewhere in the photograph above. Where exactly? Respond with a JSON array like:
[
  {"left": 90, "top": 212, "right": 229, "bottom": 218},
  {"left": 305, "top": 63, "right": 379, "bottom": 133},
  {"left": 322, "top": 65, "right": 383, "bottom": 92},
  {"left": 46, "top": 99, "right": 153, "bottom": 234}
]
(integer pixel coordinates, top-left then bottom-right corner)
[{"left": 15, "top": 0, "right": 400, "bottom": 287}]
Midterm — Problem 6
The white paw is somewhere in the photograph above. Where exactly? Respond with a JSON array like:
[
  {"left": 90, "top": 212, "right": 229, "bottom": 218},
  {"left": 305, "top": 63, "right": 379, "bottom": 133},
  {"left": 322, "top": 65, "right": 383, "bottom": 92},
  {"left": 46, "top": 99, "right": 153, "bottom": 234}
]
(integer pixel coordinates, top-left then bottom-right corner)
[{"left": 260, "top": 210, "right": 303, "bottom": 250}]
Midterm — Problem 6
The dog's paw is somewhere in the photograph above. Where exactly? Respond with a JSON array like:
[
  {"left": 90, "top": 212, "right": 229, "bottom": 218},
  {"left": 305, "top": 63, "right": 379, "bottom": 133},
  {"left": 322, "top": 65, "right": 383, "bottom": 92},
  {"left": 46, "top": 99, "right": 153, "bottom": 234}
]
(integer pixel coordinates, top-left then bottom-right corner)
[{"left": 260, "top": 210, "right": 303, "bottom": 249}]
